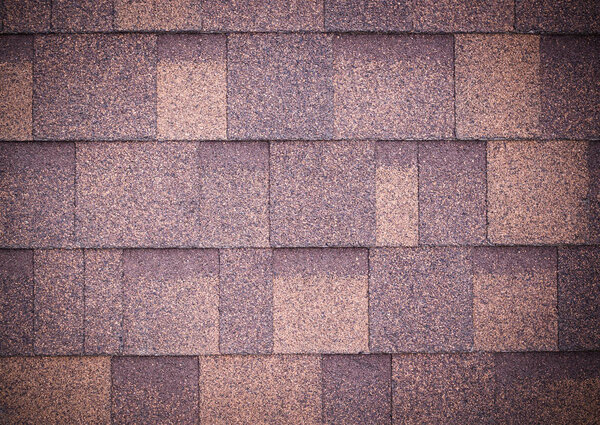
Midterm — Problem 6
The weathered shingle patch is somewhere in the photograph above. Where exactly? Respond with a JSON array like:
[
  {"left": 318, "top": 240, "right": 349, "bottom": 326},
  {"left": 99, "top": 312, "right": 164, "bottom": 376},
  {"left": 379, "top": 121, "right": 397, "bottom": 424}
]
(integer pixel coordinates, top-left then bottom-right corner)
[
  {"left": 324, "top": 0, "right": 412, "bottom": 31},
  {"left": 516, "top": 0, "right": 600, "bottom": 33},
  {"left": 228, "top": 33, "right": 333, "bottom": 140},
  {"left": 2, "top": 0, "right": 50, "bottom": 32},
  {"left": 114, "top": 0, "right": 201, "bottom": 31},
  {"left": 33, "top": 34, "right": 156, "bottom": 141},
  {"left": 414, "top": 0, "right": 514, "bottom": 32},
  {"left": 333, "top": 35, "right": 453, "bottom": 140},
  {"left": 51, "top": 0, "right": 113, "bottom": 32},
  {"left": 112, "top": 356, "right": 199, "bottom": 425}
]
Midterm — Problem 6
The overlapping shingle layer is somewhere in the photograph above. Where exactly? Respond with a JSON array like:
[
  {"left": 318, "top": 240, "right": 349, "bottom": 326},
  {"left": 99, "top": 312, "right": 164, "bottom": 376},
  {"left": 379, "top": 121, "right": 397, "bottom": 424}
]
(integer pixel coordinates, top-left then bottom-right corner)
[{"left": 1, "top": 0, "right": 599, "bottom": 423}]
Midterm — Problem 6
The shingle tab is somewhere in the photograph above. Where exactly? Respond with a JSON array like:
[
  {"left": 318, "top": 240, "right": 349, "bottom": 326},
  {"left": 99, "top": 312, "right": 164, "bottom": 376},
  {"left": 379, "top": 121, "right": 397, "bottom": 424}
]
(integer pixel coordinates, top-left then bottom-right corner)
[
  {"left": 516, "top": 0, "right": 600, "bottom": 33},
  {"left": 114, "top": 0, "right": 202, "bottom": 31},
  {"left": 200, "top": 355, "right": 321, "bottom": 425},
  {"left": 34, "top": 34, "right": 156, "bottom": 141},
  {"left": 122, "top": 249, "right": 219, "bottom": 354},
  {"left": 324, "top": 0, "right": 412, "bottom": 31},
  {"left": 271, "top": 141, "right": 375, "bottom": 247},
  {"left": 370, "top": 248, "right": 473, "bottom": 352},
  {"left": 0, "top": 249, "right": 33, "bottom": 355},
  {"left": 228, "top": 33, "right": 334, "bottom": 140},
  {"left": 273, "top": 248, "right": 369, "bottom": 353},
  {"left": 456, "top": 34, "right": 540, "bottom": 139},
  {"left": 414, "top": 0, "right": 514, "bottom": 32},
  {"left": 2, "top": 0, "right": 50, "bottom": 32},
  {"left": 51, "top": 0, "right": 113, "bottom": 32},
  {"left": 34, "top": 249, "right": 84, "bottom": 355},
  {"left": 334, "top": 35, "right": 453, "bottom": 140},
  {"left": 472, "top": 247, "right": 557, "bottom": 351},
  {"left": 419, "top": 141, "right": 486, "bottom": 245},
  {"left": 219, "top": 249, "right": 273, "bottom": 354},
  {"left": 322, "top": 354, "right": 391, "bottom": 425},
  {"left": 112, "top": 356, "right": 199, "bottom": 425},
  {"left": 0, "top": 142, "right": 74, "bottom": 248}
]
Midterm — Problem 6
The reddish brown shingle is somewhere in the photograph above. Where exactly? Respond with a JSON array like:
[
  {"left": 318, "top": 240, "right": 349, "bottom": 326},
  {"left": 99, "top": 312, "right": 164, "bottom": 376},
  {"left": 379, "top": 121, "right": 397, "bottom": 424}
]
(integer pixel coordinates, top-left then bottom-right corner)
[
  {"left": 414, "top": 0, "right": 514, "bottom": 32},
  {"left": 516, "top": 0, "right": 600, "bottom": 33},
  {"left": 114, "top": 0, "right": 202, "bottom": 31},
  {"left": 51, "top": 0, "right": 113, "bottom": 32},
  {"left": 324, "top": 0, "right": 412, "bottom": 31},
  {"left": 334, "top": 34, "right": 453, "bottom": 140},
  {"left": 2, "top": 0, "right": 50, "bottom": 32}
]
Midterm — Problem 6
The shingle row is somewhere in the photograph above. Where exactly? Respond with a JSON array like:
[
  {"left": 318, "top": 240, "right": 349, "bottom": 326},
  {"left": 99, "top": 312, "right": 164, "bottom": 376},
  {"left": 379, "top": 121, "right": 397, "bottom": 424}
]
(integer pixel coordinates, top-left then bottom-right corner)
[
  {"left": 1, "top": 246, "right": 598, "bottom": 356},
  {"left": 1, "top": 34, "right": 599, "bottom": 142},
  {"left": 1, "top": 353, "right": 599, "bottom": 423},
  {"left": 1, "top": 140, "right": 598, "bottom": 248},
  {"left": 2, "top": 0, "right": 599, "bottom": 33}
]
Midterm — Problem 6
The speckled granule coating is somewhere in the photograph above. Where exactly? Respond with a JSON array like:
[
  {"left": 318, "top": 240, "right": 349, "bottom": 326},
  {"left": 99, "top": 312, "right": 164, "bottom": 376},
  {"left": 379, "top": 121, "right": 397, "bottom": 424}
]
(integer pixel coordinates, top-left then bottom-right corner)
[
  {"left": 76, "top": 142, "right": 199, "bottom": 247},
  {"left": 0, "top": 142, "right": 74, "bottom": 248},
  {"left": 393, "top": 353, "right": 495, "bottom": 424},
  {"left": 122, "top": 249, "right": 219, "bottom": 355},
  {"left": 33, "top": 34, "right": 156, "bottom": 141},
  {"left": 472, "top": 247, "right": 557, "bottom": 351},
  {"left": 0, "top": 249, "right": 33, "bottom": 355},
  {"left": 419, "top": 141, "right": 486, "bottom": 245},
  {"left": 333, "top": 34, "right": 453, "bottom": 140},
  {"left": 228, "top": 33, "right": 334, "bottom": 140},
  {"left": 203, "top": 0, "right": 323, "bottom": 31},
  {"left": 0, "top": 35, "right": 32, "bottom": 141},
  {"left": 84, "top": 249, "right": 122, "bottom": 354},
  {"left": 157, "top": 34, "right": 226, "bottom": 140},
  {"left": 558, "top": 247, "right": 600, "bottom": 351},
  {"left": 456, "top": 34, "right": 540, "bottom": 139},
  {"left": 370, "top": 248, "right": 473, "bottom": 352},
  {"left": 114, "top": 0, "right": 202, "bottom": 31},
  {"left": 495, "top": 352, "right": 600, "bottom": 424},
  {"left": 198, "top": 142, "right": 269, "bottom": 247},
  {"left": 271, "top": 140, "right": 375, "bottom": 247},
  {"left": 516, "top": 0, "right": 600, "bottom": 33},
  {"left": 273, "top": 248, "right": 369, "bottom": 353},
  {"left": 375, "top": 141, "right": 418, "bottom": 247},
  {"left": 34, "top": 249, "right": 84, "bottom": 355},
  {"left": 0, "top": 356, "right": 111, "bottom": 424},
  {"left": 2, "top": 0, "right": 50, "bottom": 32},
  {"left": 540, "top": 36, "right": 600, "bottom": 139},
  {"left": 324, "top": 0, "right": 412, "bottom": 31},
  {"left": 51, "top": 0, "right": 113, "bottom": 32},
  {"left": 199, "top": 355, "right": 321, "bottom": 425},
  {"left": 220, "top": 249, "right": 273, "bottom": 354},
  {"left": 322, "top": 354, "right": 391, "bottom": 425},
  {"left": 487, "top": 140, "right": 590, "bottom": 244},
  {"left": 589, "top": 142, "right": 600, "bottom": 243},
  {"left": 112, "top": 356, "right": 198, "bottom": 425},
  {"left": 414, "top": 0, "right": 514, "bottom": 32}
]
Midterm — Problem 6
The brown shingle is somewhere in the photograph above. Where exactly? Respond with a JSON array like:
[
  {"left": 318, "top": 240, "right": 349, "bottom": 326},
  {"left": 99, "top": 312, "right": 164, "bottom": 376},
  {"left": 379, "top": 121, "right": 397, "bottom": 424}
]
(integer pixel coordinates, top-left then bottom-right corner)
[
  {"left": 84, "top": 249, "right": 122, "bottom": 354},
  {"left": 393, "top": 354, "right": 495, "bottom": 424},
  {"left": 495, "top": 352, "right": 600, "bottom": 424},
  {"left": 198, "top": 142, "right": 269, "bottom": 247},
  {"left": 0, "top": 35, "right": 32, "bottom": 141},
  {"left": 51, "top": 0, "right": 113, "bottom": 32},
  {"left": 334, "top": 35, "right": 453, "bottom": 140},
  {"left": 220, "top": 249, "right": 273, "bottom": 354},
  {"left": 2, "top": 0, "right": 50, "bottom": 32},
  {"left": 414, "top": 0, "right": 514, "bottom": 32},
  {"left": 0, "top": 357, "right": 111, "bottom": 424},
  {"left": 456, "top": 34, "right": 540, "bottom": 139},
  {"left": 34, "top": 249, "right": 84, "bottom": 355},
  {"left": 112, "top": 356, "right": 199, "bottom": 425},
  {"left": 200, "top": 355, "right": 321, "bottom": 424},
  {"left": 487, "top": 140, "right": 590, "bottom": 244},
  {"left": 228, "top": 33, "right": 333, "bottom": 140},
  {"left": 271, "top": 141, "right": 375, "bottom": 247},
  {"left": 0, "top": 142, "right": 74, "bottom": 248},
  {"left": 0, "top": 249, "right": 33, "bottom": 355},
  {"left": 516, "top": 0, "right": 600, "bottom": 33},
  {"left": 157, "top": 34, "right": 226, "bottom": 140},
  {"left": 324, "top": 0, "right": 412, "bottom": 31},
  {"left": 122, "top": 249, "right": 219, "bottom": 354},
  {"left": 203, "top": 0, "right": 323, "bottom": 31},
  {"left": 419, "top": 141, "right": 486, "bottom": 245},
  {"left": 558, "top": 247, "right": 600, "bottom": 350},
  {"left": 76, "top": 142, "right": 199, "bottom": 247},
  {"left": 33, "top": 34, "right": 156, "bottom": 141},
  {"left": 540, "top": 36, "right": 600, "bottom": 139},
  {"left": 322, "top": 354, "right": 391, "bottom": 425},
  {"left": 273, "top": 248, "right": 369, "bottom": 353},
  {"left": 590, "top": 142, "right": 600, "bottom": 243},
  {"left": 375, "top": 141, "right": 418, "bottom": 247},
  {"left": 472, "top": 247, "right": 557, "bottom": 351},
  {"left": 370, "top": 248, "right": 473, "bottom": 352},
  {"left": 114, "top": 0, "right": 202, "bottom": 30}
]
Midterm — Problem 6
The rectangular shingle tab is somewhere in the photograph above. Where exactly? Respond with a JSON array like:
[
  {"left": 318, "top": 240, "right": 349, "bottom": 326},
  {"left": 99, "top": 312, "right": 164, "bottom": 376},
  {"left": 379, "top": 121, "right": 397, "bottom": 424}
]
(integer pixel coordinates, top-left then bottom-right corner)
[
  {"left": 324, "top": 0, "right": 412, "bottom": 31},
  {"left": 516, "top": 0, "right": 600, "bottom": 33},
  {"left": 2, "top": 0, "right": 50, "bottom": 32},
  {"left": 114, "top": 0, "right": 202, "bottom": 31},
  {"left": 51, "top": 0, "right": 113, "bottom": 32},
  {"left": 414, "top": 0, "right": 514, "bottom": 32}
]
